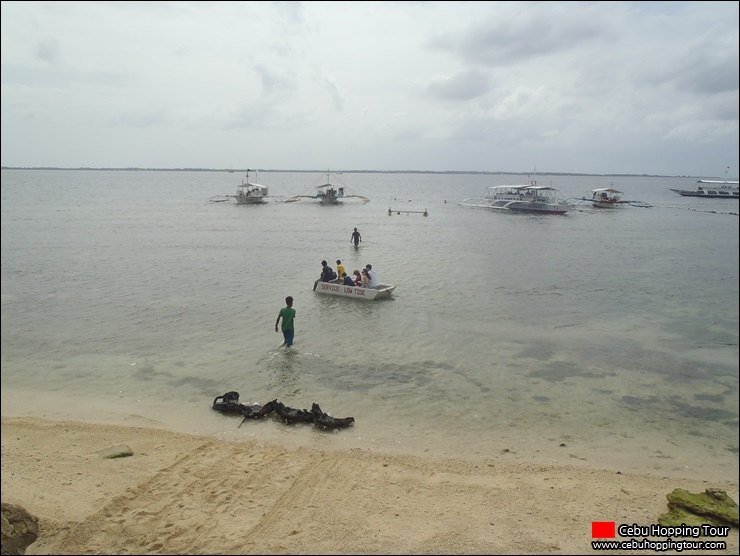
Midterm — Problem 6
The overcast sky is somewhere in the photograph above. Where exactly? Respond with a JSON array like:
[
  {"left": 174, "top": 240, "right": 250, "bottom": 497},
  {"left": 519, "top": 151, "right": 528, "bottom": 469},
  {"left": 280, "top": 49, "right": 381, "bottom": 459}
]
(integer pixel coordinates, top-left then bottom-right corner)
[{"left": 1, "top": 1, "right": 738, "bottom": 176}]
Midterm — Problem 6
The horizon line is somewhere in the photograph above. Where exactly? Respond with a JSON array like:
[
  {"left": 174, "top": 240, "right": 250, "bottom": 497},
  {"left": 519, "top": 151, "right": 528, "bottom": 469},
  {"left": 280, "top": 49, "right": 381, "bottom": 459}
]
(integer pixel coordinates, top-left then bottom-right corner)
[{"left": 1, "top": 166, "right": 728, "bottom": 179}]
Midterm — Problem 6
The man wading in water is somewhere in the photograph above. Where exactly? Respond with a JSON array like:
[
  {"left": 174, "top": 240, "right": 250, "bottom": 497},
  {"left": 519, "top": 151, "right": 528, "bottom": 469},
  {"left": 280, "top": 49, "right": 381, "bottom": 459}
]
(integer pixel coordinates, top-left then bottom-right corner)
[
  {"left": 351, "top": 227, "right": 362, "bottom": 247},
  {"left": 275, "top": 296, "right": 296, "bottom": 347}
]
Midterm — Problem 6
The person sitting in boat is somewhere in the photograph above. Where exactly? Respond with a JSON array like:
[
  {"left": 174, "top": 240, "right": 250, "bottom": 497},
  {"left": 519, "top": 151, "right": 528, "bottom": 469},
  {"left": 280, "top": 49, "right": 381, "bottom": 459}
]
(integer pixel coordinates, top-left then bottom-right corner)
[
  {"left": 320, "top": 260, "right": 336, "bottom": 282},
  {"left": 365, "top": 264, "right": 379, "bottom": 288},
  {"left": 352, "top": 269, "right": 363, "bottom": 286},
  {"left": 341, "top": 272, "right": 354, "bottom": 286},
  {"left": 336, "top": 260, "right": 346, "bottom": 280},
  {"left": 361, "top": 268, "right": 370, "bottom": 287}
]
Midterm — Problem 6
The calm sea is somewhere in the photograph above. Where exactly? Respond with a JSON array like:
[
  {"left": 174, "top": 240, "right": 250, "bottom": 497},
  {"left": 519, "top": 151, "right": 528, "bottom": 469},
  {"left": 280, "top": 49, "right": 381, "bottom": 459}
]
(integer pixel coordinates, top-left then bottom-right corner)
[{"left": 1, "top": 169, "right": 738, "bottom": 482}]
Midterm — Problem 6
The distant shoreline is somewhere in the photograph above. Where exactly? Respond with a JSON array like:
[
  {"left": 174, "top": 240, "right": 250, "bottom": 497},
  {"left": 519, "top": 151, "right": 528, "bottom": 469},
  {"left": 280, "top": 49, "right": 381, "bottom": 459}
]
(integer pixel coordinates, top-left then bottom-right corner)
[{"left": 0, "top": 166, "right": 722, "bottom": 179}]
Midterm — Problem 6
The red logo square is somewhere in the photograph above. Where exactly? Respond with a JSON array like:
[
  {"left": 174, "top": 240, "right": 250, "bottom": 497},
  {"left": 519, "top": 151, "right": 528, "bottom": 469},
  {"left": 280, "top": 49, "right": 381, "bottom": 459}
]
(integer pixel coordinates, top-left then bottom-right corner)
[{"left": 592, "top": 521, "right": 616, "bottom": 538}]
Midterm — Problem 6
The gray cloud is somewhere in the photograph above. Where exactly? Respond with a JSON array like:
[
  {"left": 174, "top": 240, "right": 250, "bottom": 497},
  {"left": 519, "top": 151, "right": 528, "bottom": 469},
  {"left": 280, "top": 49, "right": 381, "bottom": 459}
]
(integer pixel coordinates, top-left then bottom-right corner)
[
  {"left": 0, "top": 1, "right": 737, "bottom": 175},
  {"left": 425, "top": 70, "right": 490, "bottom": 101},
  {"left": 34, "top": 38, "right": 60, "bottom": 66}
]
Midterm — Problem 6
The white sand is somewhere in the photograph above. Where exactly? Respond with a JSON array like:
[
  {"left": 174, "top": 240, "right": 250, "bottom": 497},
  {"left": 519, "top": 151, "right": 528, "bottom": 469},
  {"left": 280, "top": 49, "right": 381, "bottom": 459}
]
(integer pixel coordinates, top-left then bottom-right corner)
[{"left": 1, "top": 416, "right": 737, "bottom": 555}]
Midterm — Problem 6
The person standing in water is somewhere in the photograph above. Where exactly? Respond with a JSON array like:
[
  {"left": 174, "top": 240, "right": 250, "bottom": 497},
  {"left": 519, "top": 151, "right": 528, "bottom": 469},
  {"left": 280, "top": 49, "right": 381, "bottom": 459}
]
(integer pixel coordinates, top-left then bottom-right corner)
[
  {"left": 351, "top": 227, "right": 362, "bottom": 247},
  {"left": 275, "top": 296, "right": 296, "bottom": 347}
]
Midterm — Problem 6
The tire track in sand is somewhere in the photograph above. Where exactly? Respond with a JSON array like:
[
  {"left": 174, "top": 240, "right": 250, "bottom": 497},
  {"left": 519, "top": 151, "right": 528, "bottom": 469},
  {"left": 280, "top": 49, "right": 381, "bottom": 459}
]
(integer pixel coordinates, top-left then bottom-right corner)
[{"left": 52, "top": 440, "right": 328, "bottom": 554}]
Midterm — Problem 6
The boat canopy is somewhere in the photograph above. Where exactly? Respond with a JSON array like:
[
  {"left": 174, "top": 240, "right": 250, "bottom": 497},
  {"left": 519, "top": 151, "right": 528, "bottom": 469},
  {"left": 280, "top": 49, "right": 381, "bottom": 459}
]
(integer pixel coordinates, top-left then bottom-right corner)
[
  {"left": 238, "top": 183, "right": 268, "bottom": 193},
  {"left": 486, "top": 184, "right": 560, "bottom": 193},
  {"left": 592, "top": 187, "right": 623, "bottom": 194}
]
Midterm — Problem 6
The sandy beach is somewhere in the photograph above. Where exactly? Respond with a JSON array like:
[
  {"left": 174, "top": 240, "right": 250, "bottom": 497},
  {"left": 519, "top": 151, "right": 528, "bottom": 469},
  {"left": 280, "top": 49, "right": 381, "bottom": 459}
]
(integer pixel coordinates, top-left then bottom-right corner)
[{"left": 1, "top": 416, "right": 737, "bottom": 555}]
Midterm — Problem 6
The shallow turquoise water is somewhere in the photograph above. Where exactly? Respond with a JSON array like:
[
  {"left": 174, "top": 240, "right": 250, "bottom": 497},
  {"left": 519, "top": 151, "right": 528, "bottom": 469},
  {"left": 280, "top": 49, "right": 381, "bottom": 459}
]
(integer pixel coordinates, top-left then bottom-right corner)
[{"left": 2, "top": 169, "right": 737, "bottom": 482}]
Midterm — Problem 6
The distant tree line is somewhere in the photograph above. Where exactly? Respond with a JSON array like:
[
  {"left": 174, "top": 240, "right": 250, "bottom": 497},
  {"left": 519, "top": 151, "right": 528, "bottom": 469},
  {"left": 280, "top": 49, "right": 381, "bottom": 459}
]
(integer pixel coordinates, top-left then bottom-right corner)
[{"left": 0, "top": 166, "right": 710, "bottom": 178}]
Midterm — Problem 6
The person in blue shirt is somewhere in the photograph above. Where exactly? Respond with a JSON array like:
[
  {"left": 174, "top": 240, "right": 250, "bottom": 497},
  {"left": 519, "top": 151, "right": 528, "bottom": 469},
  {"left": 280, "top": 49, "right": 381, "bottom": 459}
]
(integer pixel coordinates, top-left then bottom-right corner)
[{"left": 342, "top": 272, "right": 354, "bottom": 286}]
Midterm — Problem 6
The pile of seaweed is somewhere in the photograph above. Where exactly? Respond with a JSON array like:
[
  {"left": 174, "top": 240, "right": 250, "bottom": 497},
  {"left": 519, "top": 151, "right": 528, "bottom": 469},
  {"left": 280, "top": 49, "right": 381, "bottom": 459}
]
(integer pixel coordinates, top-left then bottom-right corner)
[{"left": 211, "top": 391, "right": 355, "bottom": 431}]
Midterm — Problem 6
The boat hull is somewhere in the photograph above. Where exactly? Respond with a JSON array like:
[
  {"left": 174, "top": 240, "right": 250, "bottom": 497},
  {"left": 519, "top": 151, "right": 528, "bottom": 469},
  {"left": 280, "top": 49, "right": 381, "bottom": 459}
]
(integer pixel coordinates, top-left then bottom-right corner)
[
  {"left": 592, "top": 200, "right": 624, "bottom": 208},
  {"left": 669, "top": 189, "right": 738, "bottom": 199},
  {"left": 505, "top": 202, "right": 570, "bottom": 214},
  {"left": 314, "top": 281, "right": 396, "bottom": 300},
  {"left": 459, "top": 198, "right": 570, "bottom": 214},
  {"left": 234, "top": 196, "right": 266, "bottom": 205}
]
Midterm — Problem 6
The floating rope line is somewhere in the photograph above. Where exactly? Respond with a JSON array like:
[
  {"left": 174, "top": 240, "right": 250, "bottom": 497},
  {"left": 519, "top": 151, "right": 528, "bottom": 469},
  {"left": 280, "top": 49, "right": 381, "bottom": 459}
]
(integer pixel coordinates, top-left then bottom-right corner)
[{"left": 652, "top": 203, "right": 739, "bottom": 216}]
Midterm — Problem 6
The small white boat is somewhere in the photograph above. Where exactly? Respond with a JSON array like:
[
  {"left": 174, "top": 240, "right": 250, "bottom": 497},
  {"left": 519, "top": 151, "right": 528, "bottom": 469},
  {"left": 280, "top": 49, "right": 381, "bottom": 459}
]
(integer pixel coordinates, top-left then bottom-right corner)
[
  {"left": 314, "top": 280, "right": 396, "bottom": 300},
  {"left": 459, "top": 183, "right": 570, "bottom": 214},
  {"left": 234, "top": 183, "right": 268, "bottom": 204},
  {"left": 565, "top": 186, "right": 652, "bottom": 209},
  {"left": 233, "top": 170, "right": 268, "bottom": 204},
  {"left": 590, "top": 187, "right": 626, "bottom": 208},
  {"left": 669, "top": 180, "right": 739, "bottom": 199},
  {"left": 285, "top": 172, "right": 370, "bottom": 205}
]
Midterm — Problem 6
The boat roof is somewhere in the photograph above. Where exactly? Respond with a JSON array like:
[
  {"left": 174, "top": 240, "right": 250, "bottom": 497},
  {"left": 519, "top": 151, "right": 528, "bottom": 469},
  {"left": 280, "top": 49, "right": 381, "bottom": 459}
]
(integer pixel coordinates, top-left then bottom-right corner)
[
  {"left": 238, "top": 183, "right": 267, "bottom": 191},
  {"left": 317, "top": 183, "right": 338, "bottom": 190},
  {"left": 593, "top": 187, "right": 623, "bottom": 193},
  {"left": 697, "top": 180, "right": 739, "bottom": 185},
  {"left": 489, "top": 185, "right": 559, "bottom": 191}
]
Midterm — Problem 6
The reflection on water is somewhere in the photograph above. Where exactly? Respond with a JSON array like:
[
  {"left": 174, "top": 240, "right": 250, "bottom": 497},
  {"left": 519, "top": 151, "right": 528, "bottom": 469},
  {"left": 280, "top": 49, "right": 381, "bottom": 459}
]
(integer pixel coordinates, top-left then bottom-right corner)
[{"left": 262, "top": 347, "right": 302, "bottom": 395}]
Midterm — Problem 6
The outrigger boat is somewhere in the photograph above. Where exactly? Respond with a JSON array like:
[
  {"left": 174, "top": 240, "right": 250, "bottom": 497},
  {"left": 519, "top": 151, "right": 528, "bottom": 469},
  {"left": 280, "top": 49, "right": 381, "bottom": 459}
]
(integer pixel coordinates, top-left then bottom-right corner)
[
  {"left": 233, "top": 170, "right": 268, "bottom": 204},
  {"left": 669, "top": 180, "right": 739, "bottom": 199},
  {"left": 459, "top": 182, "right": 571, "bottom": 214},
  {"left": 285, "top": 171, "right": 370, "bottom": 205},
  {"left": 565, "top": 187, "right": 652, "bottom": 209},
  {"left": 589, "top": 187, "right": 626, "bottom": 208},
  {"left": 313, "top": 279, "right": 396, "bottom": 300}
]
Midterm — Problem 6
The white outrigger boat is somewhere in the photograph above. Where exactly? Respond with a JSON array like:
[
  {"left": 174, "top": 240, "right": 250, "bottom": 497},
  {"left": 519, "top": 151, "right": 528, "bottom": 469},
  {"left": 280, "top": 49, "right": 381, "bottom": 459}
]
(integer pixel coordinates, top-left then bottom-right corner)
[
  {"left": 233, "top": 170, "right": 268, "bottom": 204},
  {"left": 459, "top": 182, "right": 571, "bottom": 214},
  {"left": 589, "top": 187, "right": 626, "bottom": 208},
  {"left": 285, "top": 171, "right": 370, "bottom": 205},
  {"left": 565, "top": 186, "right": 652, "bottom": 209},
  {"left": 669, "top": 180, "right": 739, "bottom": 199},
  {"left": 313, "top": 280, "right": 396, "bottom": 300}
]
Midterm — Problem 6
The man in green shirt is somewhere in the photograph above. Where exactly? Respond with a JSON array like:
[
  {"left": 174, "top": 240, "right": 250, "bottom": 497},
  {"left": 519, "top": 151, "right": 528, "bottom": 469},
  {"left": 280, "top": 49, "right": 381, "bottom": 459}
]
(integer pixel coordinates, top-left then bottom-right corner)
[{"left": 275, "top": 296, "right": 296, "bottom": 347}]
